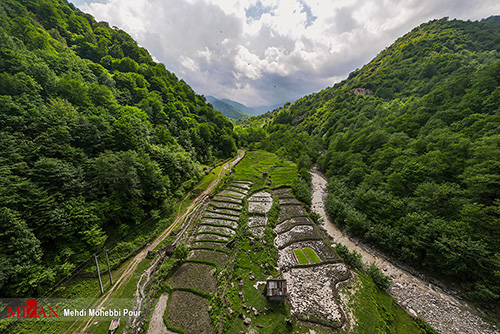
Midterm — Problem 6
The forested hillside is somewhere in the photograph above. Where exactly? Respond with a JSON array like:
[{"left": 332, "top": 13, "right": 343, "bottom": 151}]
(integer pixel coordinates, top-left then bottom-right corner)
[
  {"left": 241, "top": 17, "right": 500, "bottom": 306},
  {"left": 0, "top": 0, "right": 236, "bottom": 297}
]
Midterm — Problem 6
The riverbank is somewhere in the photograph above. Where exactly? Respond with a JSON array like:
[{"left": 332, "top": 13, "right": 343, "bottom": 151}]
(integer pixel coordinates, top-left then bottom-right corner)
[{"left": 310, "top": 167, "right": 499, "bottom": 334}]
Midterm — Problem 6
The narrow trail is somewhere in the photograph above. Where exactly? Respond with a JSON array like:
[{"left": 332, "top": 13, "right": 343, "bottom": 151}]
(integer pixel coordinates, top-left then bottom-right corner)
[
  {"left": 311, "top": 168, "right": 499, "bottom": 334},
  {"left": 69, "top": 151, "right": 245, "bottom": 334},
  {"left": 147, "top": 294, "right": 175, "bottom": 334},
  {"left": 145, "top": 151, "right": 245, "bottom": 334}
]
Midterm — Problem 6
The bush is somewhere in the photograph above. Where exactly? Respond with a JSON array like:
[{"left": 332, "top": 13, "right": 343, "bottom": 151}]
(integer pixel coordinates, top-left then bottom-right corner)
[
  {"left": 367, "top": 262, "right": 391, "bottom": 290},
  {"left": 335, "top": 243, "right": 363, "bottom": 269},
  {"left": 293, "top": 176, "right": 312, "bottom": 205},
  {"left": 173, "top": 243, "right": 189, "bottom": 259}
]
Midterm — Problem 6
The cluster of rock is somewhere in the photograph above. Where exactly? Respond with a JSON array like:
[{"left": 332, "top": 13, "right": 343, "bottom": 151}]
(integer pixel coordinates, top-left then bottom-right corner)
[
  {"left": 392, "top": 282, "right": 500, "bottom": 334},
  {"left": 272, "top": 187, "right": 350, "bottom": 329}
]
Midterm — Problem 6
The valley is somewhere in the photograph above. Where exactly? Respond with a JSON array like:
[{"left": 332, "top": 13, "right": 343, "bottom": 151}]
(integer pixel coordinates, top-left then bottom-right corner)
[{"left": 1, "top": 0, "right": 500, "bottom": 333}]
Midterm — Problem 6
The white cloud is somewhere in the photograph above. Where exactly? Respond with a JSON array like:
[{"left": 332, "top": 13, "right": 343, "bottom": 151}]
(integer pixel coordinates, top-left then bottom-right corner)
[{"left": 80, "top": 0, "right": 500, "bottom": 107}]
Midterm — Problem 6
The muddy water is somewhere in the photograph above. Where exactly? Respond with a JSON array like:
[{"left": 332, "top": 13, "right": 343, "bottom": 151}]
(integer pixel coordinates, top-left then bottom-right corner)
[{"left": 310, "top": 167, "right": 499, "bottom": 334}]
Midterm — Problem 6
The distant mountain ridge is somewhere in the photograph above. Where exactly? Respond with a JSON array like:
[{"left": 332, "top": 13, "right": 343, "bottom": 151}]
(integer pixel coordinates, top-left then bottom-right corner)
[
  {"left": 218, "top": 98, "right": 257, "bottom": 116},
  {"left": 205, "top": 96, "right": 249, "bottom": 120},
  {"left": 207, "top": 96, "right": 287, "bottom": 116}
]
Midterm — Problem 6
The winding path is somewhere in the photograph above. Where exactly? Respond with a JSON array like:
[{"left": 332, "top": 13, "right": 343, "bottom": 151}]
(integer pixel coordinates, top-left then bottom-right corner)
[{"left": 310, "top": 167, "right": 499, "bottom": 334}]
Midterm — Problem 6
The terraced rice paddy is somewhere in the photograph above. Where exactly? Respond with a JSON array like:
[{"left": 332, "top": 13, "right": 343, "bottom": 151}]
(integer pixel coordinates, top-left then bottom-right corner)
[
  {"left": 273, "top": 187, "right": 348, "bottom": 329},
  {"left": 195, "top": 233, "right": 230, "bottom": 242},
  {"left": 221, "top": 190, "right": 246, "bottom": 199},
  {"left": 206, "top": 206, "right": 240, "bottom": 216},
  {"left": 274, "top": 225, "right": 321, "bottom": 249},
  {"left": 246, "top": 191, "right": 273, "bottom": 237},
  {"left": 188, "top": 249, "right": 230, "bottom": 269},
  {"left": 273, "top": 187, "right": 294, "bottom": 197},
  {"left": 198, "top": 224, "right": 236, "bottom": 236},
  {"left": 204, "top": 211, "right": 239, "bottom": 220},
  {"left": 168, "top": 262, "right": 217, "bottom": 294},
  {"left": 164, "top": 181, "right": 252, "bottom": 333},
  {"left": 247, "top": 216, "right": 268, "bottom": 227},
  {"left": 212, "top": 195, "right": 243, "bottom": 204},
  {"left": 200, "top": 218, "right": 238, "bottom": 229},
  {"left": 279, "top": 197, "right": 301, "bottom": 205},
  {"left": 210, "top": 201, "right": 243, "bottom": 211},
  {"left": 165, "top": 291, "right": 212, "bottom": 334},
  {"left": 231, "top": 181, "right": 252, "bottom": 190},
  {"left": 191, "top": 241, "right": 227, "bottom": 250},
  {"left": 226, "top": 186, "right": 248, "bottom": 194},
  {"left": 293, "top": 248, "right": 310, "bottom": 264},
  {"left": 303, "top": 247, "right": 321, "bottom": 263},
  {"left": 274, "top": 216, "right": 314, "bottom": 234},
  {"left": 247, "top": 191, "right": 273, "bottom": 214},
  {"left": 276, "top": 236, "right": 339, "bottom": 267},
  {"left": 277, "top": 204, "right": 306, "bottom": 222}
]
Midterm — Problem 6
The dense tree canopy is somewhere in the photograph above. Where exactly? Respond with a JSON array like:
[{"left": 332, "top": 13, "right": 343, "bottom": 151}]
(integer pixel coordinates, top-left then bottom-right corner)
[
  {"left": 0, "top": 0, "right": 236, "bottom": 297},
  {"left": 241, "top": 17, "right": 500, "bottom": 306}
]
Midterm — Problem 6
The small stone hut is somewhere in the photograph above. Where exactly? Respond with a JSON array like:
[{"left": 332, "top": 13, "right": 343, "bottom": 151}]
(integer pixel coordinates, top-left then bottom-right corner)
[{"left": 266, "top": 278, "right": 287, "bottom": 302}]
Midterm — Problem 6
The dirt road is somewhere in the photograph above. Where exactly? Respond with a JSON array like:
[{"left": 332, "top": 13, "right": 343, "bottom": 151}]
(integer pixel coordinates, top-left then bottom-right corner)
[
  {"left": 311, "top": 168, "right": 499, "bottom": 334},
  {"left": 68, "top": 151, "right": 244, "bottom": 334}
]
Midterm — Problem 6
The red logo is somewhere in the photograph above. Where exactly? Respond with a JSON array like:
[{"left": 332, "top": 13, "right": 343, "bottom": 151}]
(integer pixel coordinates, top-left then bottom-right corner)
[{"left": 7, "top": 300, "right": 58, "bottom": 318}]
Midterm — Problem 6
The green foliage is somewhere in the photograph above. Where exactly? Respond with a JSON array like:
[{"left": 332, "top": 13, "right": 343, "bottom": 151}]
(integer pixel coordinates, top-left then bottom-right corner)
[
  {"left": 233, "top": 150, "right": 297, "bottom": 187},
  {"left": 240, "top": 17, "right": 500, "bottom": 307},
  {"left": 367, "top": 263, "right": 392, "bottom": 290},
  {"left": 414, "top": 318, "right": 440, "bottom": 334},
  {"left": 173, "top": 243, "right": 189, "bottom": 260},
  {"left": 350, "top": 272, "right": 425, "bottom": 333},
  {"left": 0, "top": 0, "right": 237, "bottom": 298},
  {"left": 292, "top": 167, "right": 312, "bottom": 206},
  {"left": 0, "top": 208, "right": 42, "bottom": 294},
  {"left": 334, "top": 243, "right": 363, "bottom": 270}
]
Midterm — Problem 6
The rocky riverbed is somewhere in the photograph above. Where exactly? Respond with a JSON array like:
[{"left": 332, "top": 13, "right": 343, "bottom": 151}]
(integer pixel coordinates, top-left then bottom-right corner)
[{"left": 311, "top": 167, "right": 499, "bottom": 334}]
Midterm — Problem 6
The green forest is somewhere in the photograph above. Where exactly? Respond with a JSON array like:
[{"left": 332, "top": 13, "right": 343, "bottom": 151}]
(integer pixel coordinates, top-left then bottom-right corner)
[
  {"left": 0, "top": 0, "right": 237, "bottom": 298},
  {"left": 1, "top": 0, "right": 500, "bottom": 321},
  {"left": 240, "top": 17, "right": 500, "bottom": 307}
]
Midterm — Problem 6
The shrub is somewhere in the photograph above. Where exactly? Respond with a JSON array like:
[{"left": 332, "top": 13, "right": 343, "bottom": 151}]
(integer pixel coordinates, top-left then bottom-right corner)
[
  {"left": 335, "top": 243, "right": 363, "bottom": 270},
  {"left": 173, "top": 243, "right": 189, "bottom": 259},
  {"left": 366, "top": 262, "right": 392, "bottom": 290}
]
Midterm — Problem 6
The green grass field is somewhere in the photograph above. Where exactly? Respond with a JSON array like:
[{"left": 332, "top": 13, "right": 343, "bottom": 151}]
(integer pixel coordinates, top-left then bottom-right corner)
[
  {"left": 233, "top": 150, "right": 297, "bottom": 187},
  {"left": 349, "top": 272, "right": 423, "bottom": 333},
  {"left": 293, "top": 249, "right": 310, "bottom": 264},
  {"left": 303, "top": 247, "right": 321, "bottom": 263}
]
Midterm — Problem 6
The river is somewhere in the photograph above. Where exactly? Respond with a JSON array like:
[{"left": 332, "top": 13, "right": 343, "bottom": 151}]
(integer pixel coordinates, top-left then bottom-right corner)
[{"left": 310, "top": 167, "right": 499, "bottom": 334}]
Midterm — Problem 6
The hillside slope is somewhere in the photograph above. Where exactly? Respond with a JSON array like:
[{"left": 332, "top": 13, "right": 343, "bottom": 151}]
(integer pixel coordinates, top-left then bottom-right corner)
[
  {"left": 0, "top": 0, "right": 236, "bottom": 297},
  {"left": 206, "top": 95, "right": 249, "bottom": 120},
  {"left": 248, "top": 17, "right": 500, "bottom": 307}
]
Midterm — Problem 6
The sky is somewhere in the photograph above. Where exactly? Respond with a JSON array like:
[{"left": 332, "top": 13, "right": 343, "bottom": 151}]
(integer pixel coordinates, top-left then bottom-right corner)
[{"left": 73, "top": 0, "right": 500, "bottom": 108}]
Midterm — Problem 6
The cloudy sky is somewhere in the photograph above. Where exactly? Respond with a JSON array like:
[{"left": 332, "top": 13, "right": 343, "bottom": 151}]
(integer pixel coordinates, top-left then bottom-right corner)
[{"left": 73, "top": 0, "right": 500, "bottom": 108}]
